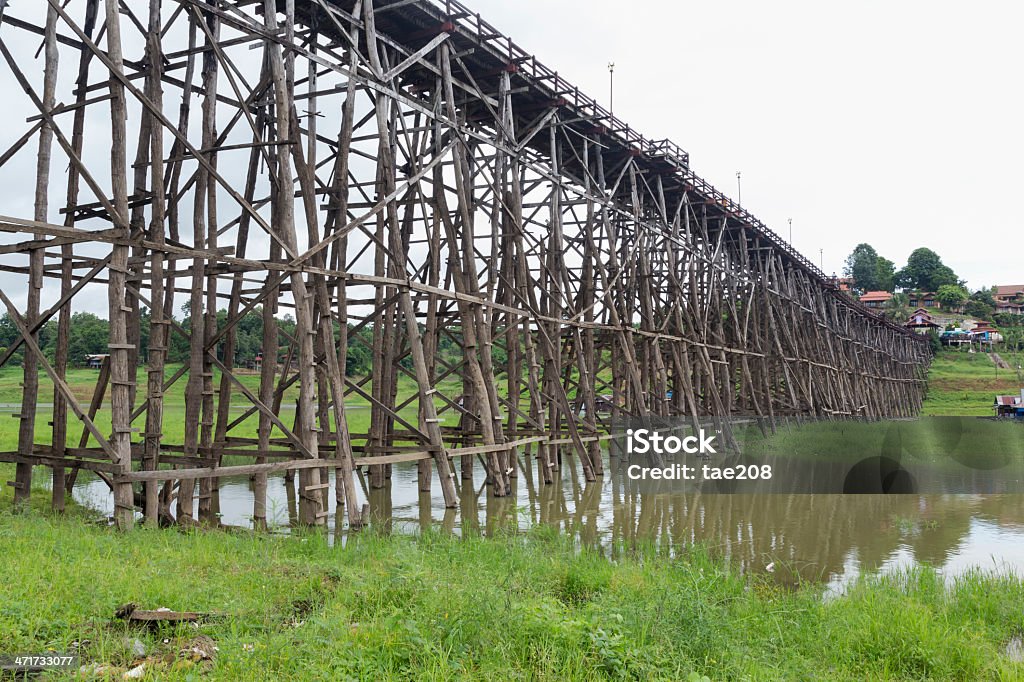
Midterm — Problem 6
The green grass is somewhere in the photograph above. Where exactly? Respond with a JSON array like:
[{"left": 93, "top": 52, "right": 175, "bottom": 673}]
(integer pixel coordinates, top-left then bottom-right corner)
[
  {"left": 2, "top": 349, "right": 1024, "bottom": 679},
  {"left": 0, "top": 364, "right": 466, "bottom": 454},
  {"left": 922, "top": 349, "right": 1024, "bottom": 416},
  {"left": 1, "top": 505, "right": 1023, "bottom": 680},
  {"left": 740, "top": 417, "right": 1024, "bottom": 461}
]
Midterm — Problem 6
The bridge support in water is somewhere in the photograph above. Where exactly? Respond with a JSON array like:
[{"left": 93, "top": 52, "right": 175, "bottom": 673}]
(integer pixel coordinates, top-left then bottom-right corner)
[{"left": 0, "top": 0, "right": 929, "bottom": 529}]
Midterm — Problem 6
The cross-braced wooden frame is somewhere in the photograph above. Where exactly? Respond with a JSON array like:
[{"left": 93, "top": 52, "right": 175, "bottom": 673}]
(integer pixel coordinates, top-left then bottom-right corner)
[{"left": 0, "top": 0, "right": 930, "bottom": 530}]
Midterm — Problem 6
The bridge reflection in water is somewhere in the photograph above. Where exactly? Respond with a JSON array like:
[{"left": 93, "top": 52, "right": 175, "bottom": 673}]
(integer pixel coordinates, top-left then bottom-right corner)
[{"left": 74, "top": 454, "right": 1024, "bottom": 591}]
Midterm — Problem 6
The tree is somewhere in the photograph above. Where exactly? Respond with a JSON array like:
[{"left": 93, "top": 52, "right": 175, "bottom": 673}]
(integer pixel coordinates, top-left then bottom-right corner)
[
  {"left": 0, "top": 313, "right": 20, "bottom": 349},
  {"left": 843, "top": 243, "right": 880, "bottom": 292},
  {"left": 875, "top": 256, "right": 896, "bottom": 292},
  {"left": 65, "top": 312, "right": 110, "bottom": 364},
  {"left": 882, "top": 292, "right": 911, "bottom": 322},
  {"left": 935, "top": 284, "right": 967, "bottom": 311},
  {"left": 972, "top": 287, "right": 997, "bottom": 308},
  {"left": 964, "top": 289, "right": 995, "bottom": 320},
  {"left": 895, "top": 248, "right": 959, "bottom": 292},
  {"left": 931, "top": 265, "right": 959, "bottom": 289}
]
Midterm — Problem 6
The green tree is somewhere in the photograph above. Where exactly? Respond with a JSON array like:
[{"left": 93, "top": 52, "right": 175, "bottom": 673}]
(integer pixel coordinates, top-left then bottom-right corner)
[
  {"left": 65, "top": 312, "right": 110, "bottom": 364},
  {"left": 972, "top": 287, "right": 997, "bottom": 308},
  {"left": 895, "top": 248, "right": 959, "bottom": 291},
  {"left": 935, "top": 284, "right": 968, "bottom": 311},
  {"left": 963, "top": 302, "right": 990, "bottom": 319},
  {"left": 0, "top": 314, "right": 23, "bottom": 365},
  {"left": 882, "top": 292, "right": 911, "bottom": 322},
  {"left": 843, "top": 243, "right": 880, "bottom": 291},
  {"left": 964, "top": 289, "right": 995, "bottom": 320},
  {"left": 876, "top": 256, "right": 896, "bottom": 292},
  {"left": 345, "top": 324, "right": 373, "bottom": 376}
]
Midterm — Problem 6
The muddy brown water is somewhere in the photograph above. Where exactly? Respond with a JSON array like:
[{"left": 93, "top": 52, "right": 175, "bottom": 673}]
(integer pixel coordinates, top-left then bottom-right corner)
[{"left": 71, "top": 453, "right": 1024, "bottom": 592}]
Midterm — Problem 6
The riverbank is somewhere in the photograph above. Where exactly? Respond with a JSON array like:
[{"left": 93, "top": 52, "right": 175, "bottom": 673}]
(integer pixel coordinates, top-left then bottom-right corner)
[
  {"left": 3, "top": 351, "right": 1024, "bottom": 679},
  {"left": 922, "top": 348, "right": 1023, "bottom": 416},
  {"left": 2, "top": 504, "right": 1023, "bottom": 681}
]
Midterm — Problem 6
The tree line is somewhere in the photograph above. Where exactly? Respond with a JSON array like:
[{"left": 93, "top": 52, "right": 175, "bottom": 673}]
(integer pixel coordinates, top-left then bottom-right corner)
[
  {"left": 843, "top": 244, "right": 1019, "bottom": 321},
  {"left": 0, "top": 308, "right": 478, "bottom": 377}
]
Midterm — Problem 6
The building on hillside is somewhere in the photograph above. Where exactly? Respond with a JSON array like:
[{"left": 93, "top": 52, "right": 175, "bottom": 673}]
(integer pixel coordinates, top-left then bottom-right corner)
[
  {"left": 994, "top": 392, "right": 1024, "bottom": 419},
  {"left": 940, "top": 329, "right": 972, "bottom": 346},
  {"left": 907, "top": 291, "right": 937, "bottom": 309},
  {"left": 904, "top": 308, "right": 940, "bottom": 334},
  {"left": 995, "top": 300, "right": 1024, "bottom": 315},
  {"left": 970, "top": 321, "right": 1003, "bottom": 345},
  {"left": 84, "top": 353, "right": 109, "bottom": 369},
  {"left": 859, "top": 291, "right": 892, "bottom": 309},
  {"left": 994, "top": 285, "right": 1024, "bottom": 304}
]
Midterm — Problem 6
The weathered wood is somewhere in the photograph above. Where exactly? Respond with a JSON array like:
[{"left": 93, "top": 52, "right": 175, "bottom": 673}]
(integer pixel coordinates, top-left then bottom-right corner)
[
  {"left": 115, "top": 603, "right": 208, "bottom": 623},
  {"left": 1, "top": 0, "right": 930, "bottom": 530},
  {"left": 16, "top": 2, "right": 59, "bottom": 512}
]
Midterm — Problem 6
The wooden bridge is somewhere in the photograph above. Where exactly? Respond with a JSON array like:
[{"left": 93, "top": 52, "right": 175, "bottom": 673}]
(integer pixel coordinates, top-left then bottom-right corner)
[{"left": 0, "top": 0, "right": 929, "bottom": 529}]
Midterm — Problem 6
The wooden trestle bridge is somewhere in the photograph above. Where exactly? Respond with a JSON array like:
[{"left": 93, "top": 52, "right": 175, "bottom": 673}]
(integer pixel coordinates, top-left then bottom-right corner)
[{"left": 0, "top": 0, "right": 929, "bottom": 529}]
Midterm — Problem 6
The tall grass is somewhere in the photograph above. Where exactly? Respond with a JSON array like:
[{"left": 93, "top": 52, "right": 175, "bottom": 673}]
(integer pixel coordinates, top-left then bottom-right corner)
[
  {"left": 923, "top": 349, "right": 1024, "bottom": 416},
  {"left": 0, "top": 506, "right": 1022, "bottom": 680}
]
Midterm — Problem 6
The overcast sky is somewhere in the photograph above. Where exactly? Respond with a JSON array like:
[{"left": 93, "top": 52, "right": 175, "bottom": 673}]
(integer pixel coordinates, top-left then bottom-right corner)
[
  {"left": 0, "top": 0, "right": 1020, "bottom": 314},
  {"left": 475, "top": 0, "right": 1024, "bottom": 289}
]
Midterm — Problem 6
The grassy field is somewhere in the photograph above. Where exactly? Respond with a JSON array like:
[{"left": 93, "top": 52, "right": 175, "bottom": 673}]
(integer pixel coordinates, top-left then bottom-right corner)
[
  {"left": 1, "top": 351, "right": 1023, "bottom": 679},
  {"left": 0, "top": 365, "right": 465, "bottom": 454},
  {"left": 922, "top": 348, "right": 1024, "bottom": 416},
  {"left": 741, "top": 416, "right": 1024, "bottom": 463},
  {"left": 1, "top": 501, "right": 1023, "bottom": 681},
  {"left": 2, "top": 347, "right": 1018, "bottom": 448}
]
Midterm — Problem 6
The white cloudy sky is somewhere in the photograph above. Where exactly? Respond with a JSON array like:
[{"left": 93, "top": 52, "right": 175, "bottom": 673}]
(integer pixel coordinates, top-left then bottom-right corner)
[
  {"left": 475, "top": 0, "right": 1024, "bottom": 288},
  {"left": 0, "top": 0, "right": 1020, "bottom": 313}
]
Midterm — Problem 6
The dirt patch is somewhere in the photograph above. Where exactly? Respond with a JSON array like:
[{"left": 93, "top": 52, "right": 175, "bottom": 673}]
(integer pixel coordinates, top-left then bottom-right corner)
[
  {"left": 990, "top": 353, "right": 1012, "bottom": 370},
  {"left": 929, "top": 378, "right": 1021, "bottom": 391}
]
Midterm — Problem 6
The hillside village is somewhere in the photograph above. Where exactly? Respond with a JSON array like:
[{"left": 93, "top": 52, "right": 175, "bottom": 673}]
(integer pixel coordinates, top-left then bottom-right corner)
[
  {"left": 839, "top": 244, "right": 1024, "bottom": 419},
  {"left": 838, "top": 244, "right": 1023, "bottom": 341},
  {"left": 841, "top": 281, "right": 1024, "bottom": 345}
]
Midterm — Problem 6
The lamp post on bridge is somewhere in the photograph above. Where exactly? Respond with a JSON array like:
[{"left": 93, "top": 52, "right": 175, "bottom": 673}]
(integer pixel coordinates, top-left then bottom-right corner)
[
  {"left": 736, "top": 171, "right": 742, "bottom": 205},
  {"left": 788, "top": 218, "right": 792, "bottom": 245},
  {"left": 608, "top": 62, "right": 615, "bottom": 115}
]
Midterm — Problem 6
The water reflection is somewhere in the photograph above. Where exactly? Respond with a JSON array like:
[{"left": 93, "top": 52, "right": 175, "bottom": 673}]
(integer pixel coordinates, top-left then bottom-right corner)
[{"left": 73, "top": 454, "right": 1024, "bottom": 590}]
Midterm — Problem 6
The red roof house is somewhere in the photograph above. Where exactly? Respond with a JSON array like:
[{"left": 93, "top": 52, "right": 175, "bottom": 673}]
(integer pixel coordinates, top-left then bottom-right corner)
[{"left": 859, "top": 291, "right": 893, "bottom": 308}]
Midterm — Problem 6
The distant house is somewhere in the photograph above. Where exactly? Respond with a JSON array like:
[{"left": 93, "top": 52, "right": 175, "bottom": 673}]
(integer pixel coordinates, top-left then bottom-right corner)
[
  {"left": 995, "top": 300, "right": 1024, "bottom": 315},
  {"left": 907, "top": 291, "right": 938, "bottom": 309},
  {"left": 970, "top": 321, "right": 1003, "bottom": 344},
  {"left": 859, "top": 291, "right": 892, "bottom": 308},
  {"left": 904, "top": 308, "right": 939, "bottom": 334},
  {"left": 994, "top": 284, "right": 1024, "bottom": 304},
  {"left": 836, "top": 277, "right": 854, "bottom": 293},
  {"left": 84, "top": 353, "right": 109, "bottom": 369},
  {"left": 940, "top": 329, "right": 972, "bottom": 346},
  {"left": 994, "top": 391, "right": 1024, "bottom": 419}
]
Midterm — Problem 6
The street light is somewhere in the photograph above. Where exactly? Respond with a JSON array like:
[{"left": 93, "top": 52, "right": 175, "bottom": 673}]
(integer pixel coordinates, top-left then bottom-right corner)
[
  {"left": 736, "top": 171, "right": 742, "bottom": 205},
  {"left": 788, "top": 218, "right": 792, "bottom": 244},
  {"left": 819, "top": 248, "right": 824, "bottom": 270},
  {"left": 608, "top": 62, "right": 615, "bottom": 115}
]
